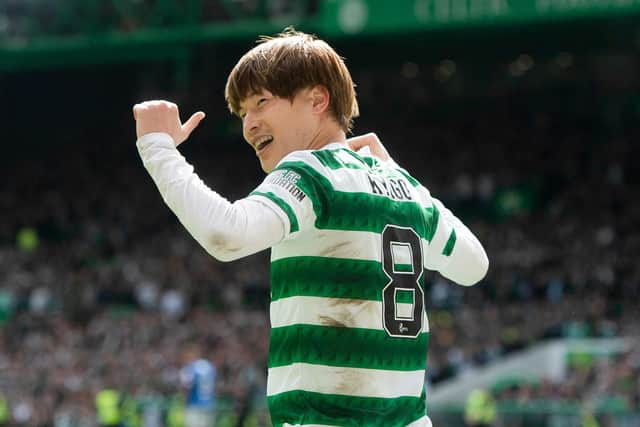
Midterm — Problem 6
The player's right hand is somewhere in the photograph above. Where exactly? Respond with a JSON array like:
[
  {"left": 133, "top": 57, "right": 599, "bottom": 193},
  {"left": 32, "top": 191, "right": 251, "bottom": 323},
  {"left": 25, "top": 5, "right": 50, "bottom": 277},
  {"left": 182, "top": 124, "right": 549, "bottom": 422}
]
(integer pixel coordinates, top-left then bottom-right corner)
[{"left": 133, "top": 100, "right": 205, "bottom": 146}]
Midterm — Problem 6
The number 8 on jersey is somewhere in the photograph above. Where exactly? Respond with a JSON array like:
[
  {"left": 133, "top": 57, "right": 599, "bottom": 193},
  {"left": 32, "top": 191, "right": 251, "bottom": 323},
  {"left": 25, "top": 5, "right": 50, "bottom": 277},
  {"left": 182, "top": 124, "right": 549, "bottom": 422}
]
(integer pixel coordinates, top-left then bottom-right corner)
[{"left": 381, "top": 224, "right": 425, "bottom": 338}]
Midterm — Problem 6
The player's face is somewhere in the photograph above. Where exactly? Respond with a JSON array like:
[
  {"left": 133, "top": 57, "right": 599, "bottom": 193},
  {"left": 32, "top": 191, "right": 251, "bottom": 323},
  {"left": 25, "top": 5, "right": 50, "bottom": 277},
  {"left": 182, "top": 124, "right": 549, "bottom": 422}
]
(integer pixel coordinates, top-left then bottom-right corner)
[{"left": 240, "top": 88, "right": 318, "bottom": 173}]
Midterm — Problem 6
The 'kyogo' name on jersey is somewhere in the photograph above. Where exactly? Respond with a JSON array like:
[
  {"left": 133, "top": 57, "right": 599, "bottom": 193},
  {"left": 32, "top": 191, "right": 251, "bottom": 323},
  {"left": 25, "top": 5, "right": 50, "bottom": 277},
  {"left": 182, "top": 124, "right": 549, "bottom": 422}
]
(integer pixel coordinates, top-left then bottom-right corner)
[{"left": 367, "top": 174, "right": 413, "bottom": 201}]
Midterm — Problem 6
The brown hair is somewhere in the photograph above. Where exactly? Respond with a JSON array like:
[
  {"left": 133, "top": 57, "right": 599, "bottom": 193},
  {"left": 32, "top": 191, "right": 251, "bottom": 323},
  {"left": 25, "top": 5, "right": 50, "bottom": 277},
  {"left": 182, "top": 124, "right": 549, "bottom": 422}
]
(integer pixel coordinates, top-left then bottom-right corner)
[{"left": 225, "top": 28, "right": 359, "bottom": 132}]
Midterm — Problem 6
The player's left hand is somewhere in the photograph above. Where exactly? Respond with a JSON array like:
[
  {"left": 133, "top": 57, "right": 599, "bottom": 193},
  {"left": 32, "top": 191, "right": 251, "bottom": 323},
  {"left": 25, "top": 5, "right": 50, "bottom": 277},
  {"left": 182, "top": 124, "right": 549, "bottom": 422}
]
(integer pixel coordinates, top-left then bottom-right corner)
[
  {"left": 346, "top": 132, "right": 391, "bottom": 161},
  {"left": 133, "top": 100, "right": 205, "bottom": 146}
]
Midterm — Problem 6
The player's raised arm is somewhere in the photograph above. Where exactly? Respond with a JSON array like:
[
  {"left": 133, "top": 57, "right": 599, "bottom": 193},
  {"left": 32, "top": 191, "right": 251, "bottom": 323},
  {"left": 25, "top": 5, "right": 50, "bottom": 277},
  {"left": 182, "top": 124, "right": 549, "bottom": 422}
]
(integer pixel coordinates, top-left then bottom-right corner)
[{"left": 133, "top": 100, "right": 287, "bottom": 261}]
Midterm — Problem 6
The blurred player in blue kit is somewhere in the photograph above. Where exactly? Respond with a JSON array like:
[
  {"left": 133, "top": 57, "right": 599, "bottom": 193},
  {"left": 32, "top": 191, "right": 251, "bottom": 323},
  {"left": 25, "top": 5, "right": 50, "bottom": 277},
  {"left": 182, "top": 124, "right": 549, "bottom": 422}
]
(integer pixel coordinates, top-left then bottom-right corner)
[{"left": 180, "top": 346, "right": 216, "bottom": 427}]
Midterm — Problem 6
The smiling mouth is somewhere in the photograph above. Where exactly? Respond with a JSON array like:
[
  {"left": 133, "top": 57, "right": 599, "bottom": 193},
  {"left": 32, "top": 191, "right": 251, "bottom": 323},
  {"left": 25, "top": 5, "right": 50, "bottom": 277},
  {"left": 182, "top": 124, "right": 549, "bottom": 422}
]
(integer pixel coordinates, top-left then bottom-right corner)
[{"left": 256, "top": 137, "right": 274, "bottom": 154}]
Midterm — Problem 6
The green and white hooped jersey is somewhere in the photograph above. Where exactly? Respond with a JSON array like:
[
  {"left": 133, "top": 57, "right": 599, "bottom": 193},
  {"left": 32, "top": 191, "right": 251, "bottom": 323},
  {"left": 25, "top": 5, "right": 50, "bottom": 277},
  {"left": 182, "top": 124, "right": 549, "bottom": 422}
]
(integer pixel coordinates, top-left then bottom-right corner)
[{"left": 248, "top": 144, "right": 457, "bottom": 427}]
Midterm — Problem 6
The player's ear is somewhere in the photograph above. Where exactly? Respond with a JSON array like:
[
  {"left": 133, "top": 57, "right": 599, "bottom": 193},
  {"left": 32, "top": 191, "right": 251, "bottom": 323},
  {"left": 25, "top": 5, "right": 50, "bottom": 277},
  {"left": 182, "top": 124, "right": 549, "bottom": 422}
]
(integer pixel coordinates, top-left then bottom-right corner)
[{"left": 310, "top": 85, "right": 330, "bottom": 114}]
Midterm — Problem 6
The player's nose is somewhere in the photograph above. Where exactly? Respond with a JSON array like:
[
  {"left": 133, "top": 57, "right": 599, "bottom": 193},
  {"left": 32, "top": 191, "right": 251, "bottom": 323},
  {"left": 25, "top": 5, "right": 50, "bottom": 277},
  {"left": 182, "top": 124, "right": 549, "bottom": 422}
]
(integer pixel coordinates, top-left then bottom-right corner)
[{"left": 242, "top": 111, "right": 261, "bottom": 137}]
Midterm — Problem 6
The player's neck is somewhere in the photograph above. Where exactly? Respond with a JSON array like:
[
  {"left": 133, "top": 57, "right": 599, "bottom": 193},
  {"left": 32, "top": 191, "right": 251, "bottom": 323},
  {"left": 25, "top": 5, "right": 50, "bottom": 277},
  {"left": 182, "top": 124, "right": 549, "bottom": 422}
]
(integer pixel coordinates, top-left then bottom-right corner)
[{"left": 306, "top": 120, "right": 346, "bottom": 151}]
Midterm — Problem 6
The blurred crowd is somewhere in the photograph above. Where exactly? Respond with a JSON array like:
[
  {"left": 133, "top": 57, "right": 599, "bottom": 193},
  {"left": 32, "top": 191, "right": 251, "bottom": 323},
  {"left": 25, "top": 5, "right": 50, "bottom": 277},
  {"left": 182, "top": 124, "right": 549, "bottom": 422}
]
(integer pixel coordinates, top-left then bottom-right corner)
[
  {"left": 481, "top": 346, "right": 640, "bottom": 427},
  {"left": 497, "top": 346, "right": 640, "bottom": 411},
  {"left": 0, "top": 0, "right": 316, "bottom": 40},
  {"left": 1, "top": 43, "right": 640, "bottom": 425},
  {"left": 0, "top": 310, "right": 268, "bottom": 426}
]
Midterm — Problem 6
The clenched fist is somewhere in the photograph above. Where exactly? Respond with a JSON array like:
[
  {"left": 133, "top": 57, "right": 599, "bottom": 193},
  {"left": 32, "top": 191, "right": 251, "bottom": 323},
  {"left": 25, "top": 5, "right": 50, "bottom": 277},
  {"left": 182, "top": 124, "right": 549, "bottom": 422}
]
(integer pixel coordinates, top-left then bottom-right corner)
[{"left": 133, "top": 100, "right": 205, "bottom": 146}]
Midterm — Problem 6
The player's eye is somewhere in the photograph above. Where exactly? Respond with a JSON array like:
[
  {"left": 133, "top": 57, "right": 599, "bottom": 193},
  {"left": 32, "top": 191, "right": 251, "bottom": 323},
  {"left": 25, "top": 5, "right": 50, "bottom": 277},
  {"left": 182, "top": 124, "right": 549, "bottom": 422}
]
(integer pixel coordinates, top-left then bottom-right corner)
[{"left": 257, "top": 98, "right": 268, "bottom": 106}]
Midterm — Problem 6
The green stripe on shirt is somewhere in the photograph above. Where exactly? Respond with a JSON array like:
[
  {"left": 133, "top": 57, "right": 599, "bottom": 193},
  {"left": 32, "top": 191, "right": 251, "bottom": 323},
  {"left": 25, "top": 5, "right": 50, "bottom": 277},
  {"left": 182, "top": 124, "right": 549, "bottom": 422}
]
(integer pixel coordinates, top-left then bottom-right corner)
[
  {"left": 269, "top": 324, "right": 428, "bottom": 370},
  {"left": 319, "top": 190, "right": 428, "bottom": 238},
  {"left": 442, "top": 228, "right": 457, "bottom": 256},
  {"left": 271, "top": 256, "right": 385, "bottom": 302},
  {"left": 271, "top": 256, "right": 426, "bottom": 302},
  {"left": 424, "top": 205, "right": 439, "bottom": 243},
  {"left": 250, "top": 191, "right": 300, "bottom": 233},
  {"left": 268, "top": 390, "right": 427, "bottom": 427}
]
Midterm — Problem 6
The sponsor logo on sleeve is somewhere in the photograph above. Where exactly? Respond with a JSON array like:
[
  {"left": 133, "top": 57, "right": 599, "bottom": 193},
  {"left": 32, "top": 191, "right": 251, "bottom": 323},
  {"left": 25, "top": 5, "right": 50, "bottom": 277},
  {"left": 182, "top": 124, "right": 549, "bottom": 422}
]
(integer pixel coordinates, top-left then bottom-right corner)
[{"left": 266, "top": 170, "right": 307, "bottom": 202}]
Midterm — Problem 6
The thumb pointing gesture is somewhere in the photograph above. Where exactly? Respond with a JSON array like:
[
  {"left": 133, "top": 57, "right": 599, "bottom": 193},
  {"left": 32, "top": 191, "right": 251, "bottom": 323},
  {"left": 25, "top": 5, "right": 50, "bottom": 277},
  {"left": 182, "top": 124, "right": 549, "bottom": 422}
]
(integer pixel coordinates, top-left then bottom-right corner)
[
  {"left": 181, "top": 111, "right": 206, "bottom": 143},
  {"left": 133, "top": 100, "right": 206, "bottom": 147}
]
